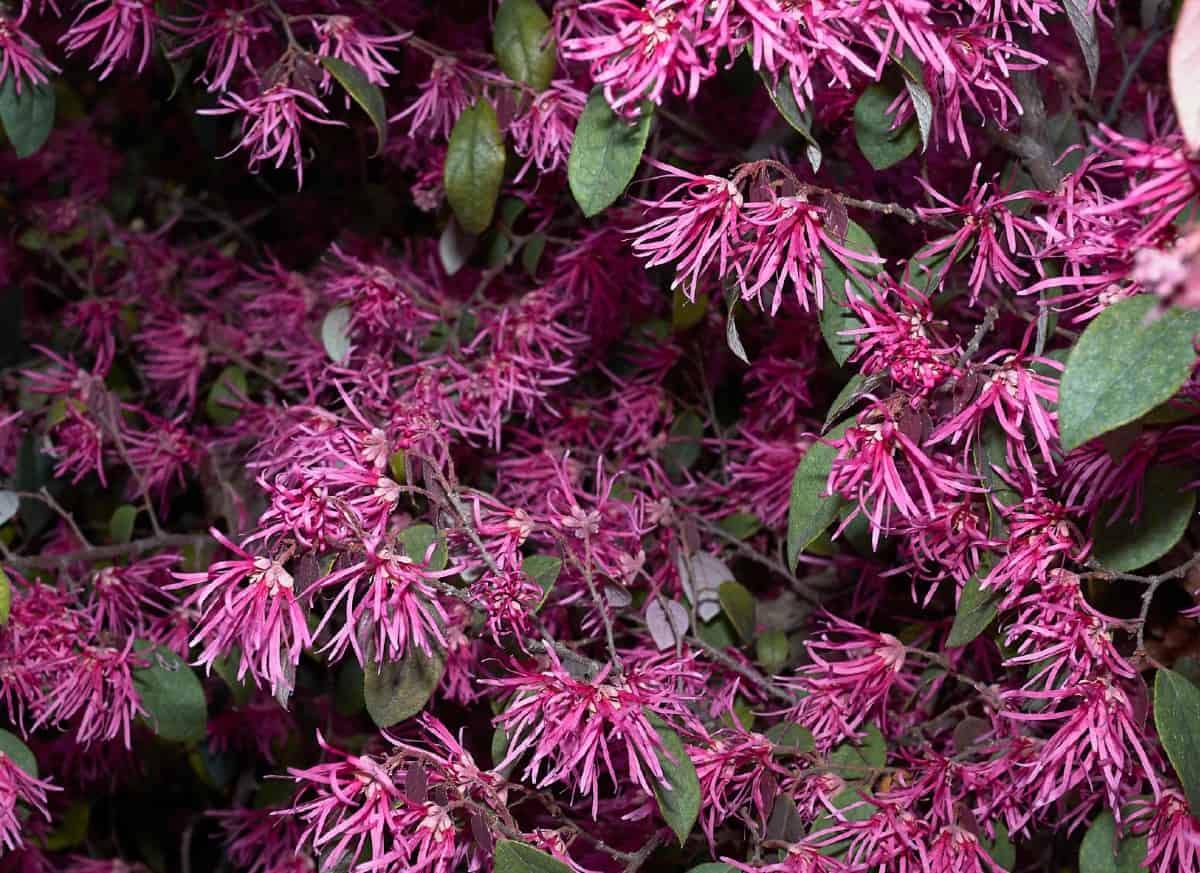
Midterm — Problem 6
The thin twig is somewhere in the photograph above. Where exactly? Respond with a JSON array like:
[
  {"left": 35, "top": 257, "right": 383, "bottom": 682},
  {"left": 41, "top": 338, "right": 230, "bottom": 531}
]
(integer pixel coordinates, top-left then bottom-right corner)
[
  {"left": 957, "top": 304, "right": 1000, "bottom": 368},
  {"left": 1103, "top": 28, "right": 1169, "bottom": 126},
  {"left": 94, "top": 392, "right": 164, "bottom": 535},
  {"left": 833, "top": 193, "right": 924, "bottom": 225},
  {"left": 989, "top": 70, "right": 1063, "bottom": 192},
  {"left": 1086, "top": 550, "right": 1200, "bottom": 651},
  {"left": 1, "top": 533, "right": 209, "bottom": 571},
  {"left": 685, "top": 630, "right": 800, "bottom": 706},
  {"left": 623, "top": 834, "right": 664, "bottom": 873},
  {"left": 690, "top": 513, "right": 826, "bottom": 607}
]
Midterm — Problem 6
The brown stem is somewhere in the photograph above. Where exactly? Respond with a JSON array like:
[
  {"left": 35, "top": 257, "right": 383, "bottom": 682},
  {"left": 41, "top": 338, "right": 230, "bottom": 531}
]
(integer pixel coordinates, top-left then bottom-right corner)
[{"left": 2, "top": 533, "right": 209, "bottom": 571}]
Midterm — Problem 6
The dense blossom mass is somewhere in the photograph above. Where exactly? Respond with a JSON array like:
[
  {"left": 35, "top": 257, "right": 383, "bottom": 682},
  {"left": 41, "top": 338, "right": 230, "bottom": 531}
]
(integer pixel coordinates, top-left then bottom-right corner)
[{"left": 2, "top": 0, "right": 1200, "bottom": 871}]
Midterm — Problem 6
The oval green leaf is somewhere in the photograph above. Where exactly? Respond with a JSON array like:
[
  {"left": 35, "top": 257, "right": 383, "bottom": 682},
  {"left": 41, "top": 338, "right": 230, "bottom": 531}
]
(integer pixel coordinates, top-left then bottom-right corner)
[
  {"left": 646, "top": 711, "right": 700, "bottom": 845},
  {"left": 43, "top": 799, "right": 91, "bottom": 850},
  {"left": 853, "top": 82, "right": 919, "bottom": 170},
  {"left": 0, "top": 75, "right": 55, "bottom": 159},
  {"left": 445, "top": 100, "right": 507, "bottom": 235},
  {"left": 319, "top": 56, "right": 388, "bottom": 155},
  {"left": 819, "top": 220, "right": 880, "bottom": 365},
  {"left": 828, "top": 722, "right": 886, "bottom": 777},
  {"left": 205, "top": 364, "right": 248, "bottom": 426},
  {"left": 1058, "top": 296, "right": 1200, "bottom": 451},
  {"left": 493, "top": 0, "right": 557, "bottom": 91},
  {"left": 982, "top": 822, "right": 1016, "bottom": 871},
  {"left": 132, "top": 641, "right": 208, "bottom": 743},
  {"left": 765, "top": 721, "right": 815, "bottom": 754},
  {"left": 1079, "top": 810, "right": 1148, "bottom": 873},
  {"left": 1092, "top": 465, "right": 1196, "bottom": 571},
  {"left": 494, "top": 839, "right": 574, "bottom": 873},
  {"left": 109, "top": 504, "right": 138, "bottom": 544},
  {"left": 757, "top": 629, "right": 789, "bottom": 674},
  {"left": 522, "top": 554, "right": 562, "bottom": 608},
  {"left": 662, "top": 410, "right": 704, "bottom": 477},
  {"left": 947, "top": 568, "right": 1002, "bottom": 647},
  {"left": 363, "top": 646, "right": 446, "bottom": 728},
  {"left": 0, "top": 568, "right": 10, "bottom": 627},
  {"left": 0, "top": 727, "right": 37, "bottom": 776},
  {"left": 718, "top": 580, "right": 756, "bottom": 642},
  {"left": 787, "top": 420, "right": 852, "bottom": 569},
  {"left": 401, "top": 523, "right": 448, "bottom": 571},
  {"left": 1155, "top": 667, "right": 1200, "bottom": 815},
  {"left": 759, "top": 69, "right": 821, "bottom": 170},
  {"left": 567, "top": 89, "right": 653, "bottom": 218}
]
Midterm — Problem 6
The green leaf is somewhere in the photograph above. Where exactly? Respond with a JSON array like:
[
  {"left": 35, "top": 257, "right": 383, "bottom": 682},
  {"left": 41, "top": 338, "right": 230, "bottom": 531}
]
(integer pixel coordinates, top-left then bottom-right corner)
[
  {"left": 1092, "top": 465, "right": 1196, "bottom": 571},
  {"left": 729, "top": 695, "right": 755, "bottom": 731},
  {"left": 42, "top": 800, "right": 90, "bottom": 850},
  {"left": 482, "top": 196, "right": 528, "bottom": 266},
  {"left": 820, "top": 221, "right": 880, "bottom": 365},
  {"left": 522, "top": 232, "right": 547, "bottom": 277},
  {"left": 1058, "top": 296, "right": 1200, "bottom": 451},
  {"left": 905, "top": 238, "right": 974, "bottom": 295},
  {"left": 900, "top": 65, "right": 932, "bottom": 150},
  {"left": 694, "top": 612, "right": 737, "bottom": 649},
  {"left": 725, "top": 288, "right": 751, "bottom": 365},
  {"left": 522, "top": 554, "right": 562, "bottom": 608},
  {"left": 493, "top": 0, "right": 557, "bottom": 91},
  {"left": 1064, "top": 0, "right": 1100, "bottom": 91},
  {"left": 1155, "top": 668, "right": 1200, "bottom": 814},
  {"left": 787, "top": 420, "right": 852, "bottom": 569},
  {"left": 109, "top": 505, "right": 138, "bottom": 544},
  {"left": 491, "top": 725, "right": 511, "bottom": 771},
  {"left": 765, "top": 721, "right": 815, "bottom": 754},
  {"left": 757, "top": 629, "right": 789, "bottom": 674},
  {"left": 982, "top": 822, "right": 1016, "bottom": 871},
  {"left": 686, "top": 865, "right": 737, "bottom": 873},
  {"left": 205, "top": 364, "right": 247, "bottom": 426},
  {"left": 828, "top": 723, "right": 886, "bottom": 776},
  {"left": 1079, "top": 810, "right": 1148, "bottom": 873},
  {"left": 567, "top": 90, "right": 653, "bottom": 217},
  {"left": 672, "top": 286, "right": 708, "bottom": 332},
  {"left": 0, "top": 728, "right": 37, "bottom": 776},
  {"left": 334, "top": 659, "right": 365, "bottom": 717},
  {"left": 646, "top": 711, "right": 700, "bottom": 845},
  {"left": 758, "top": 69, "right": 821, "bottom": 170},
  {"left": 853, "top": 82, "right": 919, "bottom": 170},
  {"left": 0, "top": 568, "right": 9, "bottom": 627},
  {"left": 976, "top": 422, "right": 1021, "bottom": 538},
  {"left": 211, "top": 650, "right": 253, "bottom": 707},
  {"left": 132, "top": 641, "right": 208, "bottom": 743},
  {"left": 838, "top": 503, "right": 878, "bottom": 556},
  {"left": 718, "top": 580, "right": 756, "bottom": 642},
  {"left": 364, "top": 646, "right": 446, "bottom": 728},
  {"left": 718, "top": 511, "right": 762, "bottom": 540},
  {"left": 825, "top": 374, "right": 866, "bottom": 429},
  {"left": 0, "top": 75, "right": 55, "bottom": 158},
  {"left": 810, "top": 787, "right": 876, "bottom": 855},
  {"left": 947, "top": 569, "right": 1002, "bottom": 647},
  {"left": 444, "top": 100, "right": 507, "bottom": 234},
  {"left": 388, "top": 449, "right": 407, "bottom": 483},
  {"left": 662, "top": 410, "right": 704, "bottom": 477},
  {"left": 319, "top": 56, "right": 388, "bottom": 155},
  {"left": 401, "top": 524, "right": 448, "bottom": 571},
  {"left": 494, "top": 839, "right": 574, "bottom": 873}
]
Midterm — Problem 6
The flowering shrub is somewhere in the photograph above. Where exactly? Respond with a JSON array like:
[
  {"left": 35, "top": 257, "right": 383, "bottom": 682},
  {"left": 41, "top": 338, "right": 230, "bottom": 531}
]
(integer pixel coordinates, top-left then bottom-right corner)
[{"left": 5, "top": 0, "right": 1200, "bottom": 870}]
